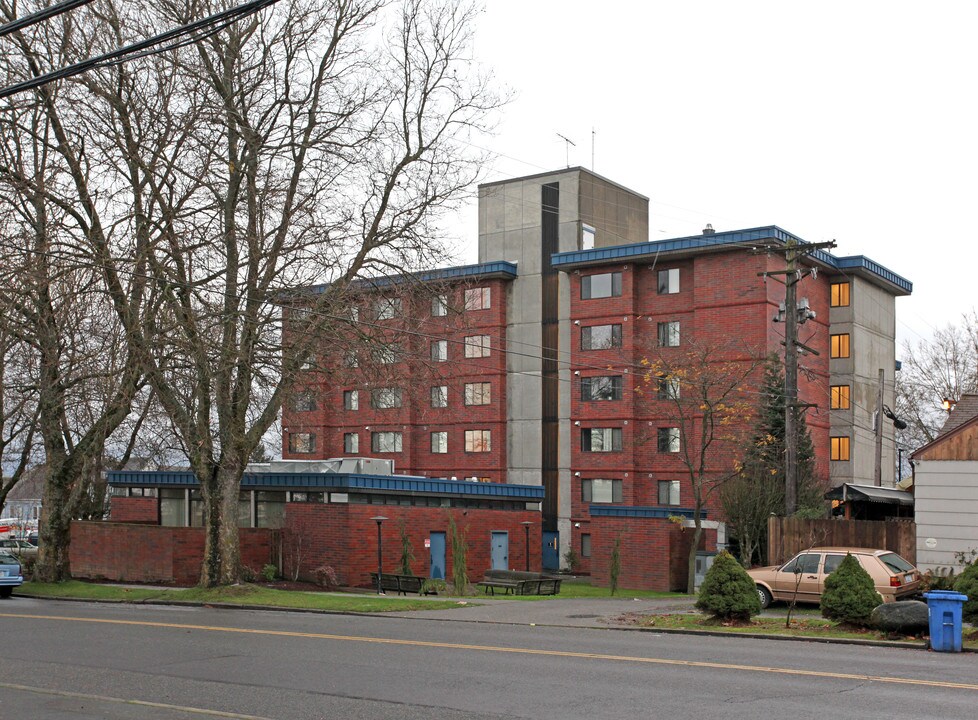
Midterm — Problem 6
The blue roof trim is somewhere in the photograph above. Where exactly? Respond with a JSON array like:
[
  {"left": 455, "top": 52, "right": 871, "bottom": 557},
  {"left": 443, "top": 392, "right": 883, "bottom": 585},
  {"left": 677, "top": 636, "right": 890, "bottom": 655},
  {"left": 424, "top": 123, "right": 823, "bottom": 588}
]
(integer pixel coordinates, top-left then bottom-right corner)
[
  {"left": 305, "top": 261, "right": 518, "bottom": 295},
  {"left": 107, "top": 470, "right": 544, "bottom": 500},
  {"left": 588, "top": 505, "right": 703, "bottom": 520},
  {"left": 550, "top": 225, "right": 911, "bottom": 294}
]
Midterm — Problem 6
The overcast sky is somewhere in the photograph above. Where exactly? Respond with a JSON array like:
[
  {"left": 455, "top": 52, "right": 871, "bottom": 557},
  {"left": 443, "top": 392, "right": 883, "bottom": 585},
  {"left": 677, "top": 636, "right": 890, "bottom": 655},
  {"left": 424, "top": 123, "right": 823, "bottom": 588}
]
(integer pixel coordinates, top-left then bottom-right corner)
[{"left": 443, "top": 1, "right": 976, "bottom": 351}]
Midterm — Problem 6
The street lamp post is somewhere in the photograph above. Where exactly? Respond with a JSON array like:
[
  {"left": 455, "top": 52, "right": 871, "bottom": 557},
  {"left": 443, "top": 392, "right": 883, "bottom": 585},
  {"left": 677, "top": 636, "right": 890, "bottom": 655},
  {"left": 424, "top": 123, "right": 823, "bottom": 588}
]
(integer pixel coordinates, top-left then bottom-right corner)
[
  {"left": 521, "top": 521, "right": 533, "bottom": 572},
  {"left": 371, "top": 516, "right": 388, "bottom": 594}
]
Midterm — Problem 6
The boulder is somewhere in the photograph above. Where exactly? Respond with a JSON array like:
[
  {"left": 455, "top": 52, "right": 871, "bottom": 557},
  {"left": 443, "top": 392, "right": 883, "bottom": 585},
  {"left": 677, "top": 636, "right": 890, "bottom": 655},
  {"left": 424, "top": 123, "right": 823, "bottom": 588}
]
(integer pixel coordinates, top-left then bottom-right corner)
[{"left": 871, "top": 600, "right": 929, "bottom": 634}]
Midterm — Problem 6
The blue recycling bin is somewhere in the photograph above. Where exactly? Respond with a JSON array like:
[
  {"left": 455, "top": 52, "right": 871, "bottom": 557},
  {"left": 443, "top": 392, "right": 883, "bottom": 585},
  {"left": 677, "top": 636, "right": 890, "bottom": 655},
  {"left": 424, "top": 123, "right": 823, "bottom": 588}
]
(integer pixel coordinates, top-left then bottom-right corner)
[{"left": 924, "top": 590, "right": 969, "bottom": 652}]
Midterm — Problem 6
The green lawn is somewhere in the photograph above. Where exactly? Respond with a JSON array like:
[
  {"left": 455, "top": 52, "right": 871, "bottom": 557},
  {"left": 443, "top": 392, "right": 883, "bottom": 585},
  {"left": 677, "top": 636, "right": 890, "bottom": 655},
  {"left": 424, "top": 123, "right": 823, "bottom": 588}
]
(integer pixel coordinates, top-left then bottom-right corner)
[
  {"left": 488, "top": 578, "right": 683, "bottom": 601},
  {"left": 19, "top": 581, "right": 466, "bottom": 613}
]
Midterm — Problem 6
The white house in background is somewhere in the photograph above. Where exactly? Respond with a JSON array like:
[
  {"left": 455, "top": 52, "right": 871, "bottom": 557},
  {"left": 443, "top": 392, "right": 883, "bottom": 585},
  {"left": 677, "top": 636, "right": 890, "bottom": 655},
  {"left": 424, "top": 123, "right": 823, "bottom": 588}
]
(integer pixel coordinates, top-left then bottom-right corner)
[{"left": 911, "top": 395, "right": 978, "bottom": 572}]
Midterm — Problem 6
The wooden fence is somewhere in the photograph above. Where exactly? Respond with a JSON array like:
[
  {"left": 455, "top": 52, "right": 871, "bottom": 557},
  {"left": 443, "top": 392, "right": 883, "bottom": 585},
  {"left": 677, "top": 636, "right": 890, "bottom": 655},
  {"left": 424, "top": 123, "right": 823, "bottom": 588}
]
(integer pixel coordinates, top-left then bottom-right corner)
[{"left": 767, "top": 517, "right": 916, "bottom": 566}]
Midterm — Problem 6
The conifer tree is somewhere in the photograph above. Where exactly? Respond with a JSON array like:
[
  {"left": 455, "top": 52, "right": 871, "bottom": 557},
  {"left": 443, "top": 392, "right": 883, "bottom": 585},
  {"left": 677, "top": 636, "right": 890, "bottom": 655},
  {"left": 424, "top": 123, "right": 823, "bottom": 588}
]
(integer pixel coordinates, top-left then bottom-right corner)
[
  {"left": 695, "top": 550, "right": 761, "bottom": 620},
  {"left": 820, "top": 553, "right": 881, "bottom": 626}
]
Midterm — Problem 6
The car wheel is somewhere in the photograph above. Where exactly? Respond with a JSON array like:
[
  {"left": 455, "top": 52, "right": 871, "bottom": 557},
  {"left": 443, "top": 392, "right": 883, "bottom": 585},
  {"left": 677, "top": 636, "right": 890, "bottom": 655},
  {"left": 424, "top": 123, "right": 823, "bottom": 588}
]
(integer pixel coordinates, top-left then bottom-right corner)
[
  {"left": 756, "top": 585, "right": 772, "bottom": 609},
  {"left": 0, "top": 587, "right": 12, "bottom": 599}
]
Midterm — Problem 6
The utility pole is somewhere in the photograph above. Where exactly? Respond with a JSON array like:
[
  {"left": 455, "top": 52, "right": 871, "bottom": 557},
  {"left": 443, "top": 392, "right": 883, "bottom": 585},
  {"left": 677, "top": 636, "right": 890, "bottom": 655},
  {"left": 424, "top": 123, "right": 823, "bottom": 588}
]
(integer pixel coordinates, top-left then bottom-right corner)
[{"left": 760, "top": 237, "right": 836, "bottom": 515}]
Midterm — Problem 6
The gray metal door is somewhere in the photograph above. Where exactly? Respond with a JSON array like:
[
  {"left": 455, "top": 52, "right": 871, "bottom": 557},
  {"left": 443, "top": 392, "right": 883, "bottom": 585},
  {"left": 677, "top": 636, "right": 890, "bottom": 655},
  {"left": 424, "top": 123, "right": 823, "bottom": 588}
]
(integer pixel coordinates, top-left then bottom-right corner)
[
  {"left": 491, "top": 531, "right": 509, "bottom": 570},
  {"left": 429, "top": 532, "right": 446, "bottom": 579}
]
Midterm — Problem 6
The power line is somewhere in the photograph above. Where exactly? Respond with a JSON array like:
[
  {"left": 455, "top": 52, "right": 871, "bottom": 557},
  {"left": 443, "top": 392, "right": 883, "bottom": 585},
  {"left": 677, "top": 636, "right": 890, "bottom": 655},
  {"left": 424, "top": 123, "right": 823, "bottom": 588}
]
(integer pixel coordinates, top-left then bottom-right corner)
[{"left": 0, "top": 0, "right": 93, "bottom": 38}]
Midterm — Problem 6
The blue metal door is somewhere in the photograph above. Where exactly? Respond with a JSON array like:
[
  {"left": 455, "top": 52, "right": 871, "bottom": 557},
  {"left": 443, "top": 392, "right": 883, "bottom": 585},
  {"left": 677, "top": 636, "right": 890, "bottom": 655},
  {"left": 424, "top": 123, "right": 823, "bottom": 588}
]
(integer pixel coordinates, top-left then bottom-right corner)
[
  {"left": 491, "top": 531, "right": 509, "bottom": 570},
  {"left": 542, "top": 531, "right": 559, "bottom": 571},
  {"left": 429, "top": 532, "right": 446, "bottom": 579}
]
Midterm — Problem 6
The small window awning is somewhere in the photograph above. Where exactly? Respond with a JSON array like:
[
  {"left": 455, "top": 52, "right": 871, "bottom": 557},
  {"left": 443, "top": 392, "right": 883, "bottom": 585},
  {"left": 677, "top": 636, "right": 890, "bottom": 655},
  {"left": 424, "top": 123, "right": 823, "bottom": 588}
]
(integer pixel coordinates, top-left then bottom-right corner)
[{"left": 824, "top": 483, "right": 914, "bottom": 507}]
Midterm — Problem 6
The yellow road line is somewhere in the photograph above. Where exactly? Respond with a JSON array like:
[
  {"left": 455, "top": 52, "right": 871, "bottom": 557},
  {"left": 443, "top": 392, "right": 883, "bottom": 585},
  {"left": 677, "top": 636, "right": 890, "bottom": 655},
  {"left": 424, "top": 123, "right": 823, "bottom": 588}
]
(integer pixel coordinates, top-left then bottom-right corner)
[
  {"left": 3, "top": 612, "right": 975, "bottom": 692},
  {"left": 0, "top": 680, "right": 273, "bottom": 719}
]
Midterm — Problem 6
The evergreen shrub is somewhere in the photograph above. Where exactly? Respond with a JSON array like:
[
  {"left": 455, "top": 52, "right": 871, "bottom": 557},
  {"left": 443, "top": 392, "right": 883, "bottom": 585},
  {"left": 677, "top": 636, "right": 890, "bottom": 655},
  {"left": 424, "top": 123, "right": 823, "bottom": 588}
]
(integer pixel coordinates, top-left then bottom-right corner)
[
  {"left": 820, "top": 553, "right": 881, "bottom": 626},
  {"left": 695, "top": 550, "right": 761, "bottom": 620},
  {"left": 952, "top": 561, "right": 978, "bottom": 623}
]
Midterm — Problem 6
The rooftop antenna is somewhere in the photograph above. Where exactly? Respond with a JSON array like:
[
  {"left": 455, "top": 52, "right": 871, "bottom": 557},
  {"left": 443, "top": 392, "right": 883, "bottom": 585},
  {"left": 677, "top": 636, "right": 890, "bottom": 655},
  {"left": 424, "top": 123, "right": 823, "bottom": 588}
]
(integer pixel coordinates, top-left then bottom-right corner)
[
  {"left": 591, "top": 127, "right": 596, "bottom": 171},
  {"left": 556, "top": 132, "right": 576, "bottom": 168}
]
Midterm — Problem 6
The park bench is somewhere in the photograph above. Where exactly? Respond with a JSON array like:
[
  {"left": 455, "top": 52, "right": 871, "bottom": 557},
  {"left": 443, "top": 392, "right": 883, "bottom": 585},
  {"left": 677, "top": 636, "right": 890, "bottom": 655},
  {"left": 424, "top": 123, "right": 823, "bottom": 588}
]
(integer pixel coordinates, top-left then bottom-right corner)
[
  {"left": 369, "top": 572, "right": 424, "bottom": 595},
  {"left": 477, "top": 569, "right": 562, "bottom": 596}
]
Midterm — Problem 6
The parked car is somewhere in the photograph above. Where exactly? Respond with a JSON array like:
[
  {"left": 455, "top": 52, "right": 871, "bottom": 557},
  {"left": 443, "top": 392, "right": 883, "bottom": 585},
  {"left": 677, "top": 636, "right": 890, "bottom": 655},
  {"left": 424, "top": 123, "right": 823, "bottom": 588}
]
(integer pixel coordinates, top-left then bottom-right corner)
[
  {"left": 748, "top": 547, "right": 921, "bottom": 609},
  {"left": 0, "top": 538, "right": 38, "bottom": 561},
  {"left": 0, "top": 552, "right": 24, "bottom": 598}
]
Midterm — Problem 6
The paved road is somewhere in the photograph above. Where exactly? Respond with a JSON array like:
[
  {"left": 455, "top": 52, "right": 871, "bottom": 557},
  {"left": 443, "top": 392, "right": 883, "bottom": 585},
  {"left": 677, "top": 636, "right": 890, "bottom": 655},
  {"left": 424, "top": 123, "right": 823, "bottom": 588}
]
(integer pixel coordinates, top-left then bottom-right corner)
[{"left": 1, "top": 595, "right": 974, "bottom": 720}]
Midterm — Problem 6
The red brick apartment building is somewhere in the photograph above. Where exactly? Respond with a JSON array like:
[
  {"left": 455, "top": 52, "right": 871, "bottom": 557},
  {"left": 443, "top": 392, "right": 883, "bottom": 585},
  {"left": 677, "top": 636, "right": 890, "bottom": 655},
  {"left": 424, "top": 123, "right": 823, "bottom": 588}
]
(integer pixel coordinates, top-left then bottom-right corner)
[{"left": 85, "top": 168, "right": 910, "bottom": 591}]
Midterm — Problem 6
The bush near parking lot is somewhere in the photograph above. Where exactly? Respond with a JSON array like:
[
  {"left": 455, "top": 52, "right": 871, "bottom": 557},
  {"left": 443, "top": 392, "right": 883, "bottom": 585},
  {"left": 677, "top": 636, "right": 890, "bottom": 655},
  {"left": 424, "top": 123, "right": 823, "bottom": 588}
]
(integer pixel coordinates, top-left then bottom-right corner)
[
  {"left": 820, "top": 553, "right": 881, "bottom": 627},
  {"left": 695, "top": 550, "right": 761, "bottom": 620},
  {"left": 953, "top": 561, "right": 978, "bottom": 623}
]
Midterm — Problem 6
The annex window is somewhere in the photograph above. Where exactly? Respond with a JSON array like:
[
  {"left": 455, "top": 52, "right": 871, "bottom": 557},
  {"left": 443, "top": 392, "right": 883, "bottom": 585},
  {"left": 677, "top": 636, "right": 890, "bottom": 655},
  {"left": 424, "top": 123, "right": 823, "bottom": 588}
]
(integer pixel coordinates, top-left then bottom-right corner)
[
  {"left": 831, "top": 385, "right": 850, "bottom": 409},
  {"left": 256, "top": 491, "right": 286, "bottom": 529},
  {"left": 657, "top": 427, "right": 680, "bottom": 453},
  {"left": 431, "top": 340, "right": 448, "bottom": 362},
  {"left": 464, "top": 287, "right": 491, "bottom": 311},
  {"left": 292, "top": 391, "right": 316, "bottom": 412},
  {"left": 581, "top": 376, "right": 622, "bottom": 402},
  {"left": 431, "top": 385, "right": 448, "bottom": 408},
  {"left": 464, "top": 382, "right": 491, "bottom": 406},
  {"left": 658, "top": 480, "right": 680, "bottom": 505},
  {"left": 830, "top": 282, "right": 850, "bottom": 307},
  {"left": 658, "top": 268, "right": 680, "bottom": 294},
  {"left": 371, "top": 431, "right": 403, "bottom": 453},
  {"left": 581, "top": 271, "right": 622, "bottom": 300},
  {"left": 289, "top": 432, "right": 316, "bottom": 454},
  {"left": 431, "top": 294, "right": 448, "bottom": 317},
  {"left": 370, "top": 387, "right": 402, "bottom": 409},
  {"left": 581, "top": 533, "right": 592, "bottom": 558},
  {"left": 464, "top": 335, "right": 491, "bottom": 358},
  {"left": 830, "top": 333, "right": 850, "bottom": 359},
  {"left": 343, "top": 390, "right": 359, "bottom": 410},
  {"left": 581, "top": 324, "right": 622, "bottom": 350},
  {"left": 831, "top": 436, "right": 850, "bottom": 461},
  {"left": 464, "top": 429, "right": 492, "bottom": 453},
  {"left": 657, "top": 321, "right": 680, "bottom": 347},
  {"left": 581, "top": 478, "right": 623, "bottom": 503},
  {"left": 160, "top": 488, "right": 187, "bottom": 527},
  {"left": 343, "top": 432, "right": 359, "bottom": 454},
  {"left": 581, "top": 427, "right": 622, "bottom": 453},
  {"left": 375, "top": 297, "right": 401, "bottom": 320},
  {"left": 656, "top": 374, "right": 680, "bottom": 400},
  {"left": 373, "top": 344, "right": 400, "bottom": 365},
  {"left": 431, "top": 431, "right": 448, "bottom": 454}
]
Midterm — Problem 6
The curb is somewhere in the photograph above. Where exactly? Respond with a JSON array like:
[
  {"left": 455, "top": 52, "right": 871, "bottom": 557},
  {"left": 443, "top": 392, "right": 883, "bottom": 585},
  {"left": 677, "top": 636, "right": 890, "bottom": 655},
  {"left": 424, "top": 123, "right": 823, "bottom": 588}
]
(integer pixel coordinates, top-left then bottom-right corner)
[{"left": 14, "top": 592, "right": 956, "bottom": 651}]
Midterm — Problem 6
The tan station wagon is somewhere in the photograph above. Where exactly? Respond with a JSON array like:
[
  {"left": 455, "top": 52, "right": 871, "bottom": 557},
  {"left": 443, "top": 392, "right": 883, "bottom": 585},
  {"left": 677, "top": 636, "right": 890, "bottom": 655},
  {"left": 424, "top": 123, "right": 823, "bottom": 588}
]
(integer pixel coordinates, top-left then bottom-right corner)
[{"left": 748, "top": 547, "right": 921, "bottom": 609}]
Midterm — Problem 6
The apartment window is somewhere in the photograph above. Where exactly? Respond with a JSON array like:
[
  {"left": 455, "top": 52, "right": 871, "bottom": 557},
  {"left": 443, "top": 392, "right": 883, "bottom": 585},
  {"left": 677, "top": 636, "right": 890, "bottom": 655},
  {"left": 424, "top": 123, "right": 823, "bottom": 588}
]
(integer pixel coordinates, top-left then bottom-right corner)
[
  {"left": 300, "top": 354, "right": 317, "bottom": 371},
  {"left": 464, "top": 335, "right": 491, "bottom": 358},
  {"left": 658, "top": 321, "right": 680, "bottom": 347},
  {"left": 581, "top": 271, "right": 622, "bottom": 299},
  {"left": 430, "top": 431, "right": 448, "bottom": 454},
  {"left": 431, "top": 385, "right": 448, "bottom": 408},
  {"left": 657, "top": 427, "right": 680, "bottom": 453},
  {"left": 581, "top": 376, "right": 622, "bottom": 401},
  {"left": 371, "top": 431, "right": 403, "bottom": 453},
  {"left": 658, "top": 480, "right": 680, "bottom": 505},
  {"left": 464, "top": 382, "right": 491, "bottom": 406},
  {"left": 348, "top": 306, "right": 360, "bottom": 323},
  {"left": 343, "top": 432, "right": 359, "bottom": 454},
  {"left": 343, "top": 390, "right": 359, "bottom": 410},
  {"left": 658, "top": 268, "right": 680, "bottom": 294},
  {"left": 370, "top": 387, "right": 402, "bottom": 409},
  {"left": 581, "top": 427, "right": 622, "bottom": 452},
  {"left": 581, "top": 478, "right": 623, "bottom": 503},
  {"left": 292, "top": 391, "right": 316, "bottom": 412},
  {"left": 831, "top": 333, "right": 850, "bottom": 359},
  {"left": 464, "top": 287, "right": 491, "bottom": 311},
  {"left": 656, "top": 374, "right": 680, "bottom": 400},
  {"left": 582, "top": 224, "right": 596, "bottom": 250},
  {"left": 581, "top": 324, "right": 622, "bottom": 350},
  {"left": 581, "top": 533, "right": 592, "bottom": 558},
  {"left": 289, "top": 432, "right": 316, "bottom": 454},
  {"left": 831, "top": 385, "right": 850, "bottom": 410},
  {"left": 831, "top": 436, "right": 851, "bottom": 461},
  {"left": 373, "top": 344, "right": 400, "bottom": 365},
  {"left": 831, "top": 282, "right": 850, "bottom": 307},
  {"left": 464, "top": 429, "right": 492, "bottom": 453},
  {"left": 431, "top": 294, "right": 448, "bottom": 317},
  {"left": 431, "top": 340, "right": 448, "bottom": 362},
  {"left": 343, "top": 350, "right": 358, "bottom": 368},
  {"left": 375, "top": 297, "right": 401, "bottom": 320}
]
